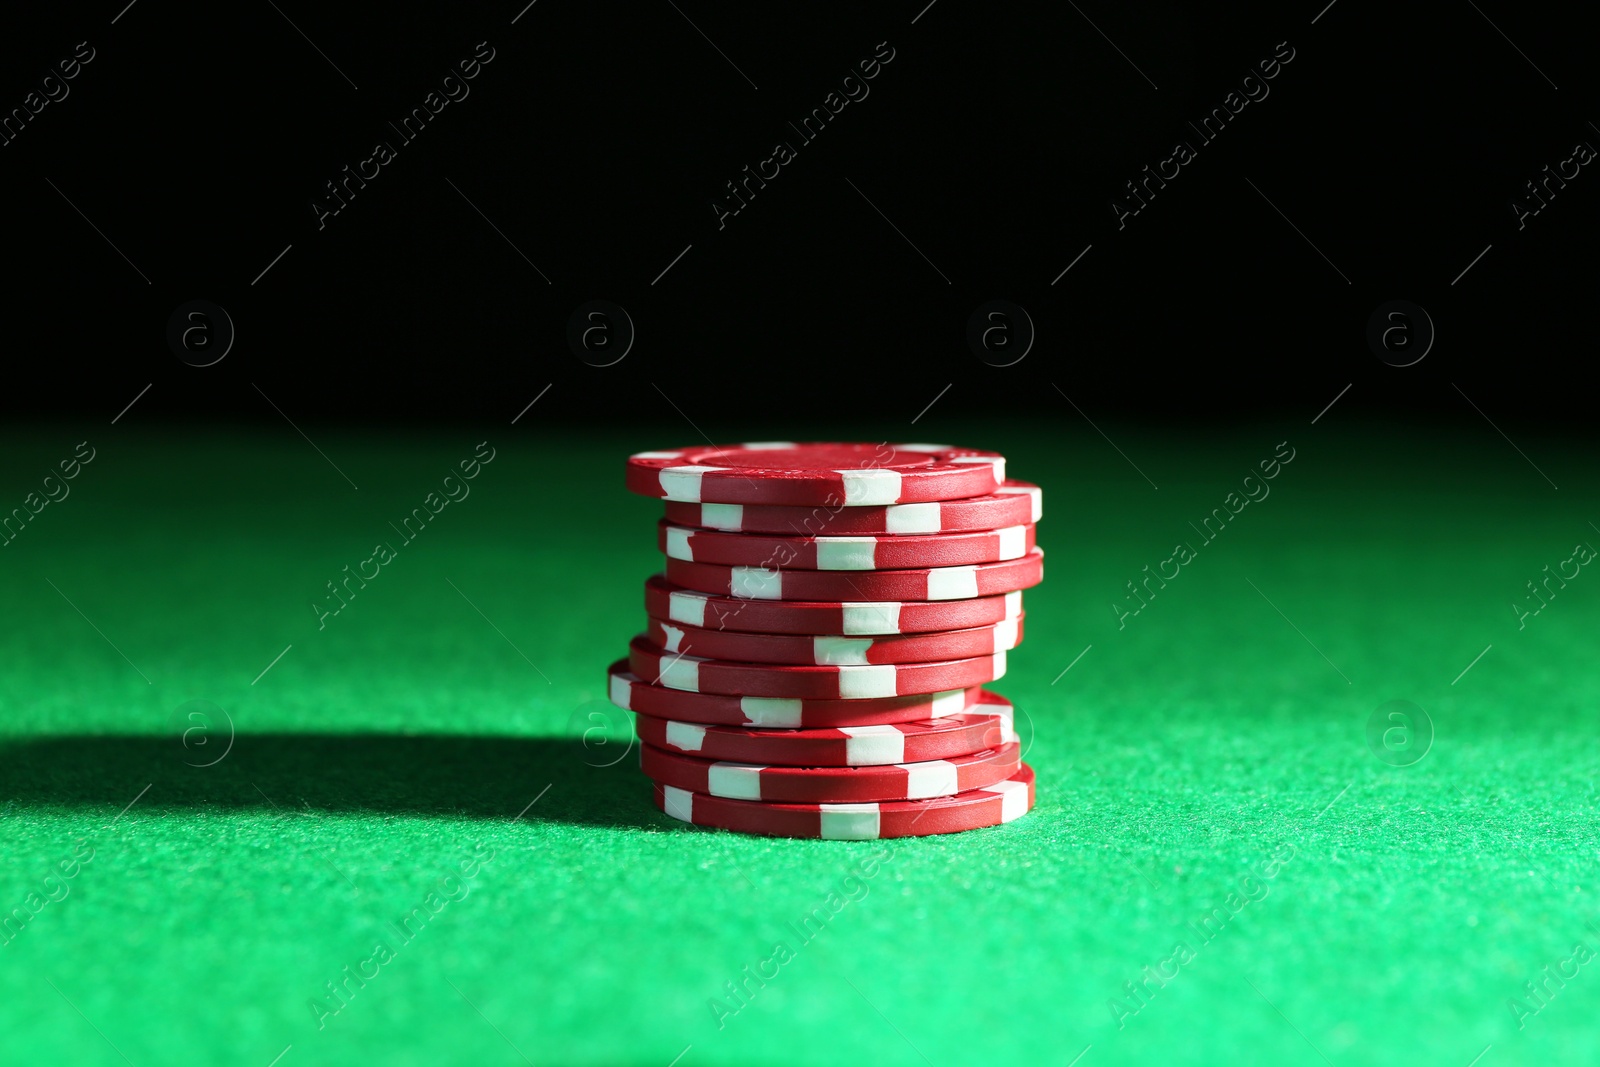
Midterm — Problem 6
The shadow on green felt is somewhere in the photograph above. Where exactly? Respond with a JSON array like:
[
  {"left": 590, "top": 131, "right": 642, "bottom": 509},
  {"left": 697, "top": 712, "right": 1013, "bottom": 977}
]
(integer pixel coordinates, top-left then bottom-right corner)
[{"left": 0, "top": 735, "right": 663, "bottom": 829}]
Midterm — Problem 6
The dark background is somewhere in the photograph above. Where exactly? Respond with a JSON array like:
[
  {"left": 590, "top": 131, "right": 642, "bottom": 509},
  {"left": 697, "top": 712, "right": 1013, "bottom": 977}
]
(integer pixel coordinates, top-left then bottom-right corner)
[{"left": 1, "top": 0, "right": 1591, "bottom": 428}]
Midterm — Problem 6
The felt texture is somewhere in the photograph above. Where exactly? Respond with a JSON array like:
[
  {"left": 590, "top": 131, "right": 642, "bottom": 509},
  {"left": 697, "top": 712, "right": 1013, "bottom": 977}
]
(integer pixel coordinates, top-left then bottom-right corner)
[{"left": 1, "top": 421, "right": 1596, "bottom": 1066}]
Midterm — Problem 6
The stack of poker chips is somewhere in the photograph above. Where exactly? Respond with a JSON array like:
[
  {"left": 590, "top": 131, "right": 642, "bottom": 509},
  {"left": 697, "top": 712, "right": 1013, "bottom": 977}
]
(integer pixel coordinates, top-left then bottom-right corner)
[{"left": 608, "top": 442, "right": 1042, "bottom": 840}]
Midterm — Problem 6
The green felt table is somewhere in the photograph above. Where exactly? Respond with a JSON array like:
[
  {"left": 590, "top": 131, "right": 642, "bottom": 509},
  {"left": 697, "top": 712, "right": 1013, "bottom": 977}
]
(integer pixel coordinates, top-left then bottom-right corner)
[{"left": 2, "top": 419, "right": 1596, "bottom": 1067}]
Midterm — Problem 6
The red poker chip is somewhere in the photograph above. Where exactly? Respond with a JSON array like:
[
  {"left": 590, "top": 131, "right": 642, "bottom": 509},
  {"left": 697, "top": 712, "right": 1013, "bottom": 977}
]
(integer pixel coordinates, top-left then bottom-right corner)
[
  {"left": 658, "top": 519, "right": 1037, "bottom": 570},
  {"left": 625, "top": 442, "right": 1005, "bottom": 506},
  {"left": 663, "top": 548, "right": 1044, "bottom": 602},
  {"left": 653, "top": 763, "right": 1036, "bottom": 839},
  {"left": 628, "top": 635, "right": 1007, "bottom": 699},
  {"left": 606, "top": 661, "right": 986, "bottom": 728},
  {"left": 644, "top": 575, "right": 1023, "bottom": 636},
  {"left": 632, "top": 691, "right": 1017, "bottom": 766},
  {"left": 640, "top": 739, "right": 1022, "bottom": 803},
  {"left": 662, "top": 481, "right": 1042, "bottom": 536},
  {"left": 644, "top": 614, "right": 1023, "bottom": 666}
]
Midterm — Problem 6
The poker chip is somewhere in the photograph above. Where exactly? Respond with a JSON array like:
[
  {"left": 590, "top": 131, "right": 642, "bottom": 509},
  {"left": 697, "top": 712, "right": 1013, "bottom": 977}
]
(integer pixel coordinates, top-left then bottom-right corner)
[
  {"left": 640, "top": 739, "right": 1022, "bottom": 803},
  {"left": 632, "top": 691, "right": 1017, "bottom": 766},
  {"left": 629, "top": 634, "right": 1006, "bottom": 699},
  {"left": 662, "top": 481, "right": 1042, "bottom": 535},
  {"left": 625, "top": 443, "right": 1005, "bottom": 506},
  {"left": 613, "top": 440, "right": 1043, "bottom": 838},
  {"left": 652, "top": 763, "right": 1036, "bottom": 839},
  {"left": 658, "top": 520, "right": 1037, "bottom": 570},
  {"left": 607, "top": 661, "right": 987, "bottom": 728},
  {"left": 644, "top": 614, "right": 1024, "bottom": 665},
  {"left": 645, "top": 576, "right": 1022, "bottom": 636},
  {"left": 664, "top": 548, "right": 1044, "bottom": 602}
]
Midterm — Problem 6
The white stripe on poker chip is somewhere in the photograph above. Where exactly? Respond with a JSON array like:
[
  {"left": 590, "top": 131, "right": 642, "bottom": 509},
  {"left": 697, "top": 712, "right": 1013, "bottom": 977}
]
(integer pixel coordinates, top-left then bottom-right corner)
[
  {"left": 884, "top": 502, "right": 939, "bottom": 534},
  {"left": 741, "top": 697, "right": 804, "bottom": 727},
  {"left": 926, "top": 565, "right": 979, "bottom": 600},
  {"left": 841, "top": 602, "right": 900, "bottom": 634},
  {"left": 892, "top": 443, "right": 952, "bottom": 450},
  {"left": 990, "top": 650, "right": 1008, "bottom": 679},
  {"left": 998, "top": 706, "right": 1018, "bottom": 743},
  {"left": 667, "top": 589, "right": 708, "bottom": 627},
  {"left": 996, "top": 484, "right": 1043, "bottom": 522},
  {"left": 992, "top": 618, "right": 1019, "bottom": 652},
  {"left": 949, "top": 455, "right": 1006, "bottom": 484},
  {"left": 657, "top": 653, "right": 702, "bottom": 691},
  {"left": 1004, "top": 590, "right": 1022, "bottom": 617},
  {"left": 815, "top": 536, "right": 879, "bottom": 570},
  {"left": 996, "top": 526, "right": 1027, "bottom": 559},
  {"left": 992, "top": 778, "right": 1030, "bottom": 822},
  {"left": 737, "top": 441, "right": 796, "bottom": 449},
  {"left": 819, "top": 803, "right": 882, "bottom": 840},
  {"left": 902, "top": 759, "right": 959, "bottom": 799},
  {"left": 664, "top": 720, "right": 707, "bottom": 752},
  {"left": 608, "top": 672, "right": 634, "bottom": 710},
  {"left": 664, "top": 526, "right": 694, "bottom": 561},
  {"left": 707, "top": 762, "right": 765, "bottom": 800},
  {"left": 811, "top": 635, "right": 874, "bottom": 665},
  {"left": 839, "top": 468, "right": 902, "bottom": 505},
  {"left": 838, "top": 664, "right": 898, "bottom": 699},
  {"left": 730, "top": 566, "right": 781, "bottom": 599},
  {"left": 658, "top": 464, "right": 724, "bottom": 502},
  {"left": 656, "top": 621, "right": 687, "bottom": 653},
  {"left": 929, "top": 689, "right": 966, "bottom": 716},
  {"left": 632, "top": 450, "right": 684, "bottom": 459},
  {"left": 700, "top": 503, "right": 744, "bottom": 531},
  {"left": 662, "top": 784, "right": 695, "bottom": 823},
  {"left": 839, "top": 725, "right": 906, "bottom": 765}
]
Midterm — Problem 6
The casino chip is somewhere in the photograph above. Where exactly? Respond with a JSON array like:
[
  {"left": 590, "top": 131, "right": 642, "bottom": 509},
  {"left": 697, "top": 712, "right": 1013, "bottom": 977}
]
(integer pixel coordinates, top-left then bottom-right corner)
[
  {"left": 639, "top": 739, "right": 1022, "bottom": 802},
  {"left": 663, "top": 548, "right": 1043, "bottom": 602},
  {"left": 652, "top": 763, "right": 1036, "bottom": 839},
  {"left": 632, "top": 691, "right": 1017, "bottom": 766},
  {"left": 644, "top": 614, "right": 1023, "bottom": 665},
  {"left": 625, "top": 443, "right": 1004, "bottom": 506},
  {"left": 658, "top": 519, "right": 1036, "bottom": 570},
  {"left": 628, "top": 635, "right": 1006, "bottom": 699},
  {"left": 607, "top": 662, "right": 987, "bottom": 727},
  {"left": 611, "top": 440, "right": 1042, "bottom": 838},
  {"left": 662, "top": 481, "right": 1042, "bottom": 535},
  {"left": 645, "top": 576, "right": 1023, "bottom": 636}
]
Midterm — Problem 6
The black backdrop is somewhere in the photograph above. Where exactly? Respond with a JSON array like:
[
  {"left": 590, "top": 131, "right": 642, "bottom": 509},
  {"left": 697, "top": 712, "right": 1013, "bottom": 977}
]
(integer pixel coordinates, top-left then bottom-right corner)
[{"left": 1, "top": 0, "right": 1592, "bottom": 427}]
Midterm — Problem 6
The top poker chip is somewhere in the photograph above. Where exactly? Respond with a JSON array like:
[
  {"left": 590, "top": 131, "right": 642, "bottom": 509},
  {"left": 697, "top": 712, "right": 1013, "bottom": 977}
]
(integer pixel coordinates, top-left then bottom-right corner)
[{"left": 625, "top": 442, "right": 1006, "bottom": 506}]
